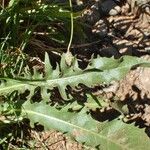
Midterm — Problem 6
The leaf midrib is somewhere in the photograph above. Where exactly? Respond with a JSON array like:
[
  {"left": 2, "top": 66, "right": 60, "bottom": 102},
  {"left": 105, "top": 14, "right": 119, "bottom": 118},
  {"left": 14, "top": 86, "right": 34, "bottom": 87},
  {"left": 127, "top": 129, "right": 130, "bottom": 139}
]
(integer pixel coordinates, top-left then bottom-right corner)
[
  {"left": 23, "top": 109, "right": 128, "bottom": 150},
  {"left": 0, "top": 65, "right": 128, "bottom": 86}
]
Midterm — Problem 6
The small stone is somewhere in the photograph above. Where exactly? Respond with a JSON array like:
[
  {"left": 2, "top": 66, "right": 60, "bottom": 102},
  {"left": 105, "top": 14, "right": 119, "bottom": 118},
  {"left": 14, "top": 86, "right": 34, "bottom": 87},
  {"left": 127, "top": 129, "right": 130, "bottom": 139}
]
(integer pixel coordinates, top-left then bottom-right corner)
[
  {"left": 99, "top": 0, "right": 118, "bottom": 15},
  {"left": 109, "top": 6, "right": 121, "bottom": 16}
]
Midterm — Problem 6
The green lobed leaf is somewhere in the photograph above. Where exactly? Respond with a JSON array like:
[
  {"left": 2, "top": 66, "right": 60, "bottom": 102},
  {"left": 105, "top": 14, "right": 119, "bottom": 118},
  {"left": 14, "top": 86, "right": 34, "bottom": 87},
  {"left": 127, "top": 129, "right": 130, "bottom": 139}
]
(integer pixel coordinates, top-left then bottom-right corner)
[
  {"left": 0, "top": 53, "right": 150, "bottom": 100},
  {"left": 21, "top": 100, "right": 150, "bottom": 150}
]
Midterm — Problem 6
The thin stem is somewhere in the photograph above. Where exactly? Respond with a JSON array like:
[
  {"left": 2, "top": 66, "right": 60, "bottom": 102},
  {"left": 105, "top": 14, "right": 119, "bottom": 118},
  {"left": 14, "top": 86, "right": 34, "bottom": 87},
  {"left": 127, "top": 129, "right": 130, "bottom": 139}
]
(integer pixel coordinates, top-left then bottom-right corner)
[{"left": 67, "top": 0, "right": 74, "bottom": 53}]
